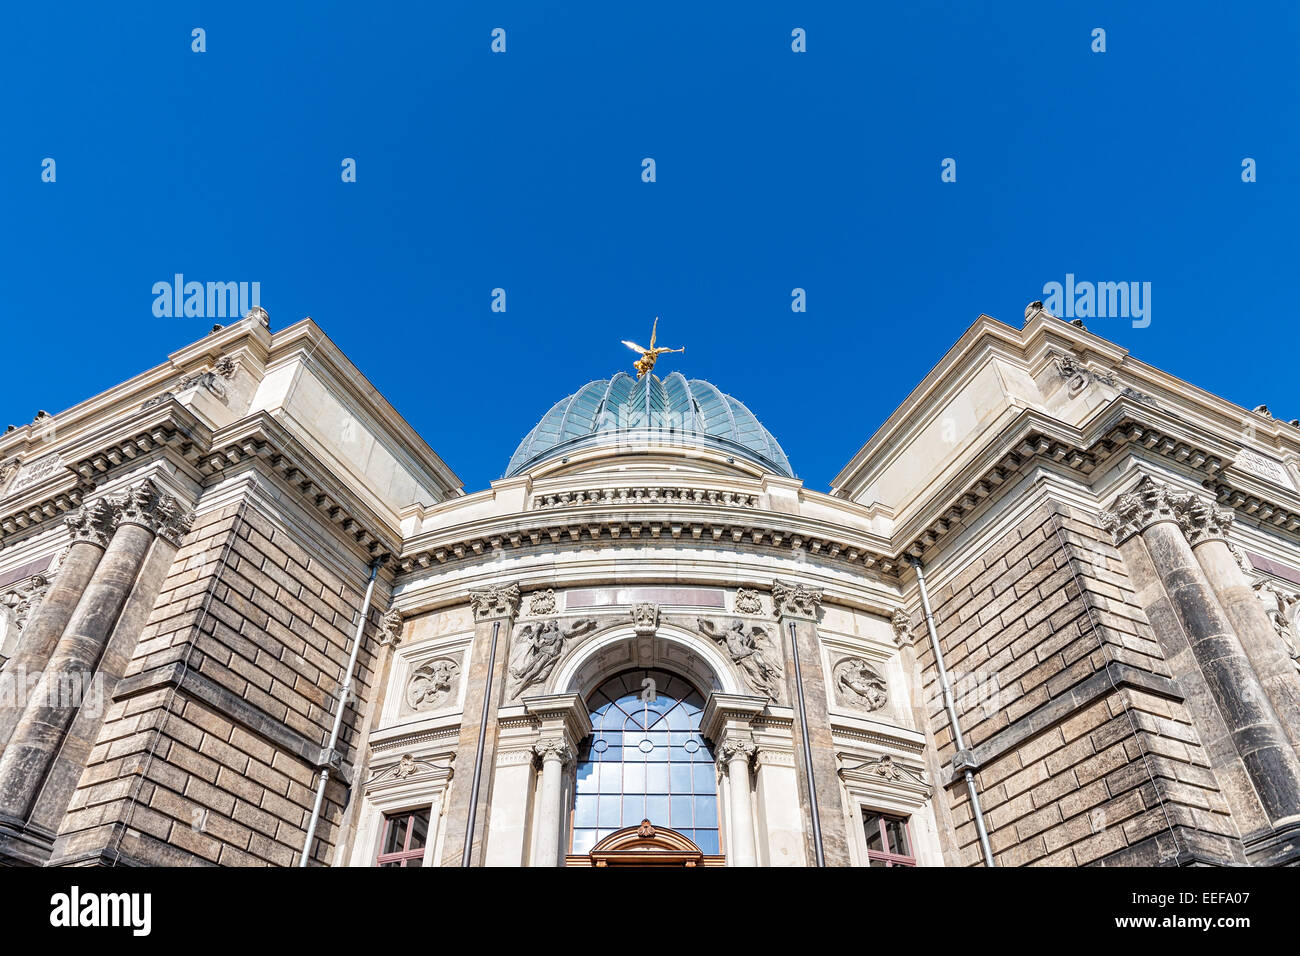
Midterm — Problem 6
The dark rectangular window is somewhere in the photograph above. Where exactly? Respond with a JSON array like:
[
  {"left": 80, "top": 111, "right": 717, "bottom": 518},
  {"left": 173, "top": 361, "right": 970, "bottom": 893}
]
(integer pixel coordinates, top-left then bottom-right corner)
[
  {"left": 863, "top": 810, "right": 916, "bottom": 867},
  {"left": 376, "top": 808, "right": 430, "bottom": 867}
]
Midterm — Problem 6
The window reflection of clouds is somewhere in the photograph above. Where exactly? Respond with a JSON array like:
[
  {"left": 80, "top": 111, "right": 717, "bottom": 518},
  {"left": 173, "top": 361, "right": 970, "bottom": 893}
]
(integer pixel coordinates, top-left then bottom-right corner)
[{"left": 572, "top": 669, "right": 720, "bottom": 855}]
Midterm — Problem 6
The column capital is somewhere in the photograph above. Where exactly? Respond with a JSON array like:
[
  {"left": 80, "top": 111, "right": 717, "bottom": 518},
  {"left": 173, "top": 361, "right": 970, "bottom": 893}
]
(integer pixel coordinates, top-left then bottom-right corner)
[
  {"left": 532, "top": 738, "right": 574, "bottom": 766},
  {"left": 108, "top": 479, "right": 193, "bottom": 546},
  {"left": 1101, "top": 474, "right": 1191, "bottom": 545},
  {"left": 1101, "top": 474, "right": 1235, "bottom": 548},
  {"left": 64, "top": 497, "right": 119, "bottom": 549},
  {"left": 771, "top": 579, "right": 822, "bottom": 620},
  {"left": 1172, "top": 494, "right": 1234, "bottom": 548},
  {"left": 700, "top": 692, "right": 767, "bottom": 745},
  {"left": 468, "top": 582, "right": 521, "bottom": 621},
  {"left": 523, "top": 692, "right": 592, "bottom": 751}
]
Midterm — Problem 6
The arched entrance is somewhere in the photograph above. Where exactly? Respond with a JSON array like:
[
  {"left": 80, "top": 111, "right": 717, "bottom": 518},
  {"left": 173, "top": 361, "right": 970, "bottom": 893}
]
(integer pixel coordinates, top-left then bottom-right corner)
[
  {"left": 571, "top": 819, "right": 724, "bottom": 867},
  {"left": 567, "top": 669, "right": 722, "bottom": 864}
]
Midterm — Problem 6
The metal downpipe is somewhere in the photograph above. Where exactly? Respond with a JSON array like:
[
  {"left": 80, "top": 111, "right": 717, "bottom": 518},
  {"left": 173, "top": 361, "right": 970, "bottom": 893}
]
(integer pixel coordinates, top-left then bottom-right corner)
[
  {"left": 299, "top": 562, "right": 379, "bottom": 867},
  {"left": 788, "top": 620, "right": 826, "bottom": 867},
  {"left": 461, "top": 620, "right": 501, "bottom": 866},
  {"left": 911, "top": 557, "right": 996, "bottom": 868}
]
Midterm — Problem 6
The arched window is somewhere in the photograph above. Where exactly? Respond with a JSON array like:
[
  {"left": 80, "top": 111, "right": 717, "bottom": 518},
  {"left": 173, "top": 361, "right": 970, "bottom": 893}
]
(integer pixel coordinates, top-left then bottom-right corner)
[{"left": 572, "top": 669, "right": 719, "bottom": 855}]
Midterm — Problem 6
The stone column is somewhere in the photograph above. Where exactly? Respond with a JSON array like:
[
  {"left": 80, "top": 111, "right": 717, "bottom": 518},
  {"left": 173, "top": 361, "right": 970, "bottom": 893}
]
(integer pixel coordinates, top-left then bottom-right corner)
[
  {"left": 440, "top": 582, "right": 520, "bottom": 866},
  {"left": 532, "top": 739, "right": 571, "bottom": 866},
  {"left": 0, "top": 480, "right": 190, "bottom": 825},
  {"left": 1103, "top": 476, "right": 1300, "bottom": 827},
  {"left": 772, "top": 580, "right": 852, "bottom": 866},
  {"left": 0, "top": 498, "right": 118, "bottom": 751},
  {"left": 1176, "top": 498, "right": 1300, "bottom": 757},
  {"left": 702, "top": 692, "right": 765, "bottom": 867},
  {"left": 523, "top": 692, "right": 590, "bottom": 866}
]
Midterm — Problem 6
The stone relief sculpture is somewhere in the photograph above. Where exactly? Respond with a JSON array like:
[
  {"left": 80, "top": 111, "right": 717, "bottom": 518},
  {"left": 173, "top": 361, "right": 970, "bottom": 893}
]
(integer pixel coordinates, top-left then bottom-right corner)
[
  {"left": 508, "top": 618, "right": 597, "bottom": 697},
  {"left": 833, "top": 657, "right": 889, "bottom": 712},
  {"left": 1, "top": 574, "right": 49, "bottom": 634},
  {"left": 406, "top": 658, "right": 461, "bottom": 711},
  {"left": 697, "top": 617, "right": 783, "bottom": 701},
  {"left": 1252, "top": 580, "right": 1300, "bottom": 672}
]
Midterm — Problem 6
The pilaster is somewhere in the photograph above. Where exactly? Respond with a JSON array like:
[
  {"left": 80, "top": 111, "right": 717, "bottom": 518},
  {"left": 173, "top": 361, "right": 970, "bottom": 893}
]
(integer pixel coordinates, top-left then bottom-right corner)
[
  {"left": 771, "top": 579, "right": 852, "bottom": 866},
  {"left": 439, "top": 582, "right": 520, "bottom": 866}
]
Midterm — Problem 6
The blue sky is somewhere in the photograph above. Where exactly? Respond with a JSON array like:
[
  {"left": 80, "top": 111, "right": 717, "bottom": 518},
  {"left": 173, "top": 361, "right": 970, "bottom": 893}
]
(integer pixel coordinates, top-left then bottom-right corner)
[{"left": 2, "top": 2, "right": 1296, "bottom": 493}]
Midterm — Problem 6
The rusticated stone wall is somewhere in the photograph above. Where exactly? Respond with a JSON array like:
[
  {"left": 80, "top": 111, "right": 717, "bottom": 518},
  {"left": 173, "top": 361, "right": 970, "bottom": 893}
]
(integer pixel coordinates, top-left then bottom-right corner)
[
  {"left": 917, "top": 497, "right": 1242, "bottom": 866},
  {"left": 51, "top": 498, "right": 384, "bottom": 866}
]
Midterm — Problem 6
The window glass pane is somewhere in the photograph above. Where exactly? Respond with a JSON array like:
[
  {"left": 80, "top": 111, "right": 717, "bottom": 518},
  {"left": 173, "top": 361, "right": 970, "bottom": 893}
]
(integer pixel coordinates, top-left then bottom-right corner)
[
  {"left": 409, "top": 809, "right": 429, "bottom": 850},
  {"left": 885, "top": 817, "right": 909, "bottom": 856},
  {"left": 694, "top": 796, "right": 718, "bottom": 827},
  {"left": 573, "top": 794, "right": 598, "bottom": 827},
  {"left": 863, "top": 812, "right": 884, "bottom": 852},
  {"left": 869, "top": 857, "right": 887, "bottom": 867},
  {"left": 575, "top": 669, "right": 718, "bottom": 854},
  {"left": 572, "top": 829, "right": 598, "bottom": 854},
  {"left": 598, "top": 795, "right": 621, "bottom": 827},
  {"left": 623, "top": 793, "right": 645, "bottom": 822},
  {"left": 645, "top": 794, "right": 670, "bottom": 826},
  {"left": 669, "top": 762, "right": 692, "bottom": 792},
  {"left": 382, "top": 814, "right": 408, "bottom": 854},
  {"left": 406, "top": 857, "right": 423, "bottom": 868},
  {"left": 671, "top": 795, "right": 693, "bottom": 828}
]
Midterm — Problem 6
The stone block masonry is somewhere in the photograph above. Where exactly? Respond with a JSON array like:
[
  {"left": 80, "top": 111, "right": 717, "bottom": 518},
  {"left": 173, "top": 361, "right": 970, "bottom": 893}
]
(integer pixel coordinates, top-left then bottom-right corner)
[
  {"left": 50, "top": 497, "right": 385, "bottom": 867},
  {"left": 916, "top": 497, "right": 1243, "bottom": 867}
]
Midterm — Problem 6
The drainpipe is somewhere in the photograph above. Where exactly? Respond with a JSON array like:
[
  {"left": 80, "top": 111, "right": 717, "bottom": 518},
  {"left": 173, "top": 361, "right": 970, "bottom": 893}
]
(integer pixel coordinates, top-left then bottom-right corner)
[
  {"left": 911, "top": 557, "right": 996, "bottom": 868},
  {"left": 299, "top": 561, "right": 379, "bottom": 867},
  {"left": 787, "top": 620, "right": 825, "bottom": 867},
  {"left": 461, "top": 620, "right": 501, "bottom": 866}
]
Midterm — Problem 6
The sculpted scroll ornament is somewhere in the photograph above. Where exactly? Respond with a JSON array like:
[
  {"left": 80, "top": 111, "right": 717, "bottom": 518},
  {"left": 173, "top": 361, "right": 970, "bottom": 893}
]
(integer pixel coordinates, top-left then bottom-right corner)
[
  {"left": 734, "top": 588, "right": 763, "bottom": 615},
  {"left": 377, "top": 608, "right": 403, "bottom": 648},
  {"left": 697, "top": 617, "right": 783, "bottom": 701},
  {"left": 527, "top": 589, "right": 557, "bottom": 615},
  {"left": 890, "top": 609, "right": 915, "bottom": 648},
  {"left": 507, "top": 618, "right": 597, "bottom": 697},
  {"left": 406, "top": 658, "right": 460, "bottom": 711},
  {"left": 631, "top": 602, "right": 659, "bottom": 636},
  {"left": 833, "top": 658, "right": 888, "bottom": 712}
]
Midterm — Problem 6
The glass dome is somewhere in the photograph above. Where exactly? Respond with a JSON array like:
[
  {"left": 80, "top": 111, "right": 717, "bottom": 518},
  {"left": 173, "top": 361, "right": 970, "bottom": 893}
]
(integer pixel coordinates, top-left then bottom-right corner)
[{"left": 504, "top": 371, "right": 793, "bottom": 478}]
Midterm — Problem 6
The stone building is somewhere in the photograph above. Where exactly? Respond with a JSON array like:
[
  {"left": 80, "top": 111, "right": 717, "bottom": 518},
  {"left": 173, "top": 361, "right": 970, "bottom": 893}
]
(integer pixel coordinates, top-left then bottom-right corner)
[{"left": 1, "top": 303, "right": 1298, "bottom": 867}]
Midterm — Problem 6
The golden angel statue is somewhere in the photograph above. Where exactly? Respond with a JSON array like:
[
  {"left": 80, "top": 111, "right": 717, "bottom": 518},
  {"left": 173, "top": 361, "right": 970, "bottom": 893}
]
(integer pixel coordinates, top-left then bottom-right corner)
[{"left": 622, "top": 317, "right": 684, "bottom": 378}]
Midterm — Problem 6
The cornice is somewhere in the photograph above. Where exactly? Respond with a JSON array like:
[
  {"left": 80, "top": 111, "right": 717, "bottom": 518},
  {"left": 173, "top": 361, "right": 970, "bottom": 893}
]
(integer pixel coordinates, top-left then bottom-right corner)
[
  {"left": 191, "top": 412, "right": 403, "bottom": 558},
  {"left": 395, "top": 506, "right": 904, "bottom": 579},
  {"left": 894, "top": 402, "right": 1237, "bottom": 561}
]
